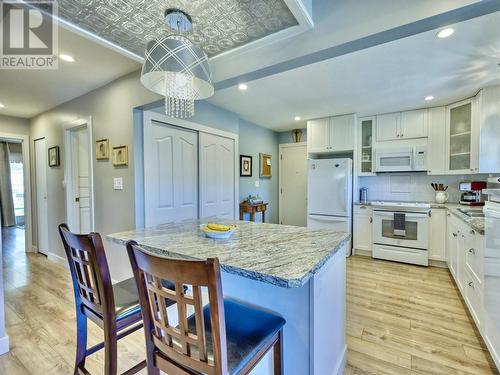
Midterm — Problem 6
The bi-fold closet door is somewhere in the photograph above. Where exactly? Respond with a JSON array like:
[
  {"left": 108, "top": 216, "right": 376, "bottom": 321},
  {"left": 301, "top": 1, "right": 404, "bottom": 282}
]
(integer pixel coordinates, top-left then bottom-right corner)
[
  {"left": 199, "top": 132, "right": 235, "bottom": 219},
  {"left": 143, "top": 121, "right": 235, "bottom": 226}
]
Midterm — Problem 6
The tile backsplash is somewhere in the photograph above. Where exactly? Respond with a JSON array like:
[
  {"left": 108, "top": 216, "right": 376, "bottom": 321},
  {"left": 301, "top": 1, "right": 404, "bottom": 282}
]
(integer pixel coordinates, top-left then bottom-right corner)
[{"left": 358, "top": 173, "right": 492, "bottom": 203}]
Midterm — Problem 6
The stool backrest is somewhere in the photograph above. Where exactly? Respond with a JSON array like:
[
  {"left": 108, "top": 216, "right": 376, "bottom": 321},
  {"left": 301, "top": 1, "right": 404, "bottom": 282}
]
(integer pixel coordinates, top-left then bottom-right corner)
[
  {"left": 58, "top": 224, "right": 114, "bottom": 318},
  {"left": 126, "top": 241, "right": 228, "bottom": 375}
]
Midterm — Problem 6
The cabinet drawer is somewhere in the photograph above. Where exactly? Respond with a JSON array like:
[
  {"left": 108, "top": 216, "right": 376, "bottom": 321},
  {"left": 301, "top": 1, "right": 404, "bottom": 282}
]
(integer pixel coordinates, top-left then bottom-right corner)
[
  {"left": 465, "top": 236, "right": 483, "bottom": 287},
  {"left": 464, "top": 265, "right": 484, "bottom": 331}
]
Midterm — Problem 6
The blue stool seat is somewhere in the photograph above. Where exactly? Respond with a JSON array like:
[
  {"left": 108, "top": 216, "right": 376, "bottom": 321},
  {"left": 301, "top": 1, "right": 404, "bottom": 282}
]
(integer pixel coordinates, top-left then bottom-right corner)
[{"left": 188, "top": 299, "right": 285, "bottom": 375}]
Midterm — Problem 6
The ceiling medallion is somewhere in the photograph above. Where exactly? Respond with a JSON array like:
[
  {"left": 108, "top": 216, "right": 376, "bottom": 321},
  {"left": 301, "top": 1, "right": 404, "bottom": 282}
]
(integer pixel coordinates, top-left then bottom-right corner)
[{"left": 140, "top": 9, "right": 214, "bottom": 118}]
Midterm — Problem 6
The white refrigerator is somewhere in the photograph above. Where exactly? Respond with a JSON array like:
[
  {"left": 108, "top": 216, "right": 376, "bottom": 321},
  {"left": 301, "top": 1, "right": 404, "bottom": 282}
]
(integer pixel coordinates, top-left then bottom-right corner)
[{"left": 307, "top": 158, "right": 352, "bottom": 255}]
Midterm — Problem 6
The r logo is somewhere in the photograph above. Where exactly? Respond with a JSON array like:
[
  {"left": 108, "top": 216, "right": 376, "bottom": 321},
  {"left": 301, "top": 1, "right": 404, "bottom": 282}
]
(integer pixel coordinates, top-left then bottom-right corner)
[{"left": 0, "top": 1, "right": 58, "bottom": 69}]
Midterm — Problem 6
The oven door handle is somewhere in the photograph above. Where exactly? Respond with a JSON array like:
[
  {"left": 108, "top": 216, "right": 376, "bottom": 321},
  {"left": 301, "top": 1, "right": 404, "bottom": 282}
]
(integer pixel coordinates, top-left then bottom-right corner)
[{"left": 373, "top": 211, "right": 428, "bottom": 219}]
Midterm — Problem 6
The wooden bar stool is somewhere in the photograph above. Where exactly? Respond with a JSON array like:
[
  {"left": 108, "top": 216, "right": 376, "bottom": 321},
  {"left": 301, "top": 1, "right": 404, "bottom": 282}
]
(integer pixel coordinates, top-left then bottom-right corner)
[
  {"left": 58, "top": 224, "right": 149, "bottom": 375},
  {"left": 126, "top": 240, "right": 286, "bottom": 375}
]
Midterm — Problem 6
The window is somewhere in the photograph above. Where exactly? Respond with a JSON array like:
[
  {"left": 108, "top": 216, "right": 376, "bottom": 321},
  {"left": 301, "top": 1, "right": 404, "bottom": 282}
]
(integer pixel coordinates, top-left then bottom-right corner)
[{"left": 10, "top": 161, "right": 24, "bottom": 224}]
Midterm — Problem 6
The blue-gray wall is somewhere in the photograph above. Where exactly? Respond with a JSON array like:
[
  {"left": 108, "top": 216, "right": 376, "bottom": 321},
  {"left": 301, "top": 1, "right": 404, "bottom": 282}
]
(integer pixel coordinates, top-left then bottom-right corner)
[
  {"left": 277, "top": 128, "right": 307, "bottom": 144},
  {"left": 150, "top": 101, "right": 281, "bottom": 224},
  {"left": 238, "top": 119, "right": 280, "bottom": 224}
]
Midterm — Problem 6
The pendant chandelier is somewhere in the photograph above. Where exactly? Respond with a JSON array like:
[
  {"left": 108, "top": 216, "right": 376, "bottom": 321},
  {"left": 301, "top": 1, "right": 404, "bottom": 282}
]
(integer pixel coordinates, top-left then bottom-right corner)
[{"left": 140, "top": 9, "right": 214, "bottom": 118}]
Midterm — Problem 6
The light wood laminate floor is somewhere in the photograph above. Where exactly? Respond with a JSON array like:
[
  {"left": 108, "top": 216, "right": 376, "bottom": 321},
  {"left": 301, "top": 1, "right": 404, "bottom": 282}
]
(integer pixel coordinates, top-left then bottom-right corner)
[
  {"left": 345, "top": 256, "right": 498, "bottom": 375},
  {"left": 0, "top": 228, "right": 498, "bottom": 374}
]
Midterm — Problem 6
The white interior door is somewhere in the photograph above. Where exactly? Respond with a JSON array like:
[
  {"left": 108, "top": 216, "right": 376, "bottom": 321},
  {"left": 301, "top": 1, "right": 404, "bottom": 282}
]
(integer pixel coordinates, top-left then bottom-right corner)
[
  {"left": 279, "top": 144, "right": 307, "bottom": 226},
  {"left": 144, "top": 121, "right": 198, "bottom": 226},
  {"left": 34, "top": 138, "right": 48, "bottom": 255},
  {"left": 199, "top": 132, "right": 235, "bottom": 219},
  {"left": 69, "top": 127, "right": 91, "bottom": 233}
]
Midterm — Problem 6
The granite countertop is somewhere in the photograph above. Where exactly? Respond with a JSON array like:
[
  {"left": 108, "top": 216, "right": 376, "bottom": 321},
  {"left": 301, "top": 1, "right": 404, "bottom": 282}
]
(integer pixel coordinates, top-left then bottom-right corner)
[
  {"left": 448, "top": 208, "right": 485, "bottom": 235},
  {"left": 107, "top": 220, "right": 351, "bottom": 288}
]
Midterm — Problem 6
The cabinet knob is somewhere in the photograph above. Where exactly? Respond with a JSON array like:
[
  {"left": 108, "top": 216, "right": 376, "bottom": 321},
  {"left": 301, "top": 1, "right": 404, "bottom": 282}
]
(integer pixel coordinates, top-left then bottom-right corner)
[
  {"left": 401, "top": 133, "right": 404, "bottom": 137},
  {"left": 369, "top": 217, "right": 373, "bottom": 223},
  {"left": 469, "top": 248, "right": 476, "bottom": 255},
  {"left": 470, "top": 230, "right": 475, "bottom": 235},
  {"left": 452, "top": 232, "right": 458, "bottom": 237},
  {"left": 468, "top": 281, "right": 474, "bottom": 288}
]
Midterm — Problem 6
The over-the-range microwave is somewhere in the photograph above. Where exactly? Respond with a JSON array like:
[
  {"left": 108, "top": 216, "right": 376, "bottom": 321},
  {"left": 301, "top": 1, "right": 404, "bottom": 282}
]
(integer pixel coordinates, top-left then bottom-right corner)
[{"left": 375, "top": 145, "right": 427, "bottom": 172}]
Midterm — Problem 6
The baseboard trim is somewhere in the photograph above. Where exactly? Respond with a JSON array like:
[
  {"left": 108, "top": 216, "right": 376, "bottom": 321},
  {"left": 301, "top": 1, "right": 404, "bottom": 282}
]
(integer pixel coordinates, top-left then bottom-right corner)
[
  {"left": 334, "top": 344, "right": 347, "bottom": 375},
  {"left": 47, "top": 252, "right": 68, "bottom": 268},
  {"left": 353, "top": 249, "right": 372, "bottom": 257},
  {"left": 0, "top": 334, "right": 10, "bottom": 355},
  {"left": 429, "top": 259, "right": 448, "bottom": 268}
]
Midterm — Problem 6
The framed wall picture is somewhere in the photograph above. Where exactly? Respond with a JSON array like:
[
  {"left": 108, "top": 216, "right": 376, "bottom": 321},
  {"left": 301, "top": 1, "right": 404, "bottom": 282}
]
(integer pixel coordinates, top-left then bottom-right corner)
[
  {"left": 95, "top": 139, "right": 109, "bottom": 160},
  {"left": 112, "top": 145, "right": 128, "bottom": 167},
  {"left": 259, "top": 153, "right": 272, "bottom": 178},
  {"left": 240, "top": 155, "right": 252, "bottom": 177},
  {"left": 48, "top": 146, "right": 60, "bottom": 167}
]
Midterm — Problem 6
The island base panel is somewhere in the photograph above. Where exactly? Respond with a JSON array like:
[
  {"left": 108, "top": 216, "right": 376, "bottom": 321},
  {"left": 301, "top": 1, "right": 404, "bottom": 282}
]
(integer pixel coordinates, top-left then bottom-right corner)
[{"left": 221, "top": 243, "right": 347, "bottom": 375}]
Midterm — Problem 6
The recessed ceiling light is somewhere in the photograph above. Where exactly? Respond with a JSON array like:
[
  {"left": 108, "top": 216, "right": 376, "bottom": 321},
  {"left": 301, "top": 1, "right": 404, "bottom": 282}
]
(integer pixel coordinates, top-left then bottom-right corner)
[
  {"left": 0, "top": 103, "right": 5, "bottom": 108},
  {"left": 59, "top": 54, "right": 75, "bottom": 62},
  {"left": 437, "top": 28, "right": 454, "bottom": 39},
  {"left": 425, "top": 95, "right": 434, "bottom": 101},
  {"left": 238, "top": 83, "right": 248, "bottom": 91},
  {"left": 294, "top": 116, "right": 301, "bottom": 121}
]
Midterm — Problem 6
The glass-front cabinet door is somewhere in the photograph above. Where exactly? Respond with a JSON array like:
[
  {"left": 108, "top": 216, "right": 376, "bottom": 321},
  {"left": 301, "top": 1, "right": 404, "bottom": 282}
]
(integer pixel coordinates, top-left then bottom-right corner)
[
  {"left": 446, "top": 98, "right": 478, "bottom": 174},
  {"left": 358, "top": 117, "right": 375, "bottom": 175}
]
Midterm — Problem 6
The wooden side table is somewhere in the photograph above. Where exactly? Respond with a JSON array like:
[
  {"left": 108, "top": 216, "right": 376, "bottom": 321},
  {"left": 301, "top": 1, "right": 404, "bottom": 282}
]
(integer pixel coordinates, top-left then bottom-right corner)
[{"left": 239, "top": 202, "right": 269, "bottom": 223}]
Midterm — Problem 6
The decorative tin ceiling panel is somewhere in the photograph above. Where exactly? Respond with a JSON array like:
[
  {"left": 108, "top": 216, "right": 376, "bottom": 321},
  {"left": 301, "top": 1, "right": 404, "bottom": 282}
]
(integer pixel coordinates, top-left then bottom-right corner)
[{"left": 38, "top": 0, "right": 298, "bottom": 57}]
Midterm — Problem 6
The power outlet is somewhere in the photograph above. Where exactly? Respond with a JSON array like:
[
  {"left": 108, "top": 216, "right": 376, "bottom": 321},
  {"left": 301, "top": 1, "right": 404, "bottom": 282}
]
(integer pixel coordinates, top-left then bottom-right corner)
[{"left": 113, "top": 177, "right": 123, "bottom": 190}]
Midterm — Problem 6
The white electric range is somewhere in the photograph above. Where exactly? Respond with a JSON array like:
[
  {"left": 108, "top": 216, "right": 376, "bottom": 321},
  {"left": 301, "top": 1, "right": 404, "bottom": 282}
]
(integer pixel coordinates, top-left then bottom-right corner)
[{"left": 371, "top": 201, "right": 431, "bottom": 266}]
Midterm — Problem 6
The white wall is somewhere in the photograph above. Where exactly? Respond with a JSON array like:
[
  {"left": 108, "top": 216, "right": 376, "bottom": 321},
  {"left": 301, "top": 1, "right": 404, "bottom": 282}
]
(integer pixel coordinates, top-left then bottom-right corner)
[
  {"left": 29, "top": 70, "right": 161, "bottom": 280},
  {"left": 0, "top": 114, "right": 30, "bottom": 136},
  {"left": 358, "top": 173, "right": 492, "bottom": 203}
]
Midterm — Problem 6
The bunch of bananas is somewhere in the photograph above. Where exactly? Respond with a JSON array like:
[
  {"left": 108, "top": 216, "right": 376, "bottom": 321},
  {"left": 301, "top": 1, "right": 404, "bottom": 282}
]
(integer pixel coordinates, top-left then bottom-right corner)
[{"left": 202, "top": 223, "right": 236, "bottom": 233}]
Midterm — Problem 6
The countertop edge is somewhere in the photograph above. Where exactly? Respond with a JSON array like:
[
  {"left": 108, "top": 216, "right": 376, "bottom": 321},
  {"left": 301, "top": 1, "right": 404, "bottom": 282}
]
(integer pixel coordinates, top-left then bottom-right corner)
[{"left": 106, "top": 233, "right": 352, "bottom": 288}]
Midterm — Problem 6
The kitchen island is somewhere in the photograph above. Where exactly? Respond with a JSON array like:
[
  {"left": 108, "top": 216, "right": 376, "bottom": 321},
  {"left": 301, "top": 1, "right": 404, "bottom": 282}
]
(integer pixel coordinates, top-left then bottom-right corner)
[{"left": 108, "top": 220, "right": 350, "bottom": 375}]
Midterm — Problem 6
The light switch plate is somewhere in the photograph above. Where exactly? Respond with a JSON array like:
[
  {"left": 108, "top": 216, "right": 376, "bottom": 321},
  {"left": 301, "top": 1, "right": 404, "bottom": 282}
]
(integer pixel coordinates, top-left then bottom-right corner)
[
  {"left": 113, "top": 177, "right": 123, "bottom": 190},
  {"left": 255, "top": 180, "right": 260, "bottom": 187}
]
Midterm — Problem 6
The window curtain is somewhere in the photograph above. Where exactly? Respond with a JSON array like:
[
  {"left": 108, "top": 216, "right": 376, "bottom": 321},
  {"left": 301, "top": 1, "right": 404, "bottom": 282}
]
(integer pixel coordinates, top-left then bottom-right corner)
[{"left": 0, "top": 142, "right": 16, "bottom": 227}]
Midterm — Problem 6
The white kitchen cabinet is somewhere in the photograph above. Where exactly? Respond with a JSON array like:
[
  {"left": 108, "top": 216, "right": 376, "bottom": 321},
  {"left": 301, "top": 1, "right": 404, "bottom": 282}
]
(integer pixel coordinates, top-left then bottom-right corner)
[
  {"left": 476, "top": 86, "right": 500, "bottom": 173},
  {"left": 353, "top": 205, "right": 372, "bottom": 254},
  {"left": 376, "top": 112, "right": 401, "bottom": 141},
  {"left": 307, "top": 114, "right": 355, "bottom": 153},
  {"left": 464, "top": 265, "right": 485, "bottom": 330},
  {"left": 428, "top": 208, "right": 446, "bottom": 261},
  {"left": 446, "top": 213, "right": 460, "bottom": 279},
  {"left": 307, "top": 118, "right": 330, "bottom": 153},
  {"left": 427, "top": 106, "right": 447, "bottom": 175},
  {"left": 358, "top": 117, "right": 375, "bottom": 176},
  {"left": 377, "top": 110, "right": 428, "bottom": 142},
  {"left": 446, "top": 98, "right": 479, "bottom": 174},
  {"left": 400, "top": 109, "right": 428, "bottom": 139},
  {"left": 330, "top": 114, "right": 355, "bottom": 151}
]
